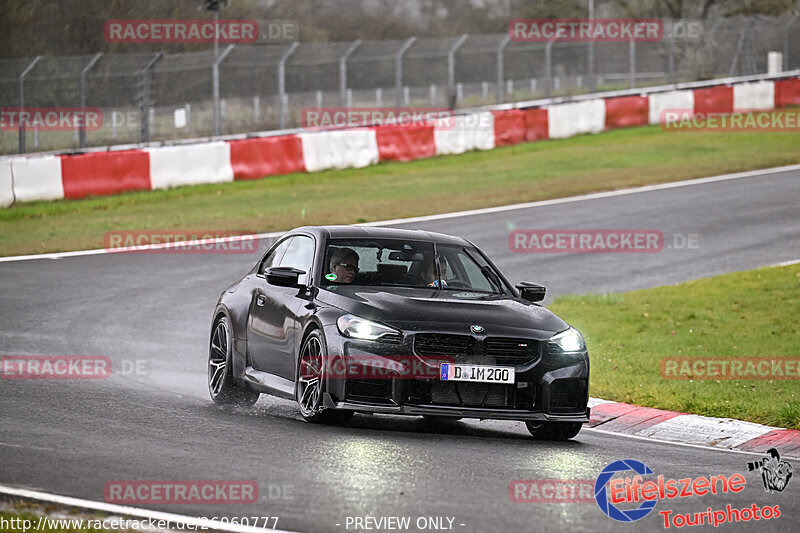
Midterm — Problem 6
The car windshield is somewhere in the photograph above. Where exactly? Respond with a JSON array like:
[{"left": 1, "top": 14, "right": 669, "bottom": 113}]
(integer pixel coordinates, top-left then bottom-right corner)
[{"left": 323, "top": 238, "right": 506, "bottom": 293}]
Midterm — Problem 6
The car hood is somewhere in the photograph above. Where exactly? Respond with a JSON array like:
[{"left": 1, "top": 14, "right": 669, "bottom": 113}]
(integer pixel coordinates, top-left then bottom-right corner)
[{"left": 315, "top": 285, "right": 568, "bottom": 339}]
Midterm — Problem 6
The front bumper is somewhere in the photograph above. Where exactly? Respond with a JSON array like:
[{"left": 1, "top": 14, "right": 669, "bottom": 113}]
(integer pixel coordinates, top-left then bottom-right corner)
[
  {"left": 321, "top": 323, "right": 590, "bottom": 421},
  {"left": 323, "top": 393, "right": 590, "bottom": 422}
]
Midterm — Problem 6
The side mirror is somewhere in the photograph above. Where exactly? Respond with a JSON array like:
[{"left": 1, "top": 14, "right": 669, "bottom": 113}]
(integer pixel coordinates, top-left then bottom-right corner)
[
  {"left": 516, "top": 282, "right": 546, "bottom": 302},
  {"left": 266, "top": 266, "right": 306, "bottom": 288}
]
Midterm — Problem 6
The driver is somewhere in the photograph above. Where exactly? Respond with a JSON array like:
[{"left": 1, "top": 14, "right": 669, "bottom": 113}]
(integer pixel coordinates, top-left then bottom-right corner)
[
  {"left": 420, "top": 256, "right": 447, "bottom": 288},
  {"left": 328, "top": 248, "right": 359, "bottom": 283}
]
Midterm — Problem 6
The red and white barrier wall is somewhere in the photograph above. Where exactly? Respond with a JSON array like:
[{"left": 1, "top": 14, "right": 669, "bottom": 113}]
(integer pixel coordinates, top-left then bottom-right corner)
[
  {"left": 434, "top": 112, "right": 495, "bottom": 155},
  {"left": 648, "top": 90, "right": 694, "bottom": 124},
  {"left": 547, "top": 99, "right": 605, "bottom": 138},
  {"left": 299, "top": 130, "right": 379, "bottom": 172},
  {"left": 0, "top": 159, "right": 16, "bottom": 208},
  {"left": 11, "top": 155, "right": 64, "bottom": 203},
  {"left": 229, "top": 135, "right": 305, "bottom": 179},
  {"left": 60, "top": 149, "right": 150, "bottom": 199},
  {"left": 149, "top": 142, "right": 234, "bottom": 190},
  {"left": 3, "top": 75, "right": 800, "bottom": 206}
]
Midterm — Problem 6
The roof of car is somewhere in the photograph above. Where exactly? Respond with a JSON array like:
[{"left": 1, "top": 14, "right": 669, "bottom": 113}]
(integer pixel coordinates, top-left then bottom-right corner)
[{"left": 290, "top": 225, "right": 472, "bottom": 246}]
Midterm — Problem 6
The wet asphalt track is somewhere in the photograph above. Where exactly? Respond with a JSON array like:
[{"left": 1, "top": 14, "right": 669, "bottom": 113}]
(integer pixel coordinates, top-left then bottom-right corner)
[{"left": 1, "top": 168, "right": 799, "bottom": 532}]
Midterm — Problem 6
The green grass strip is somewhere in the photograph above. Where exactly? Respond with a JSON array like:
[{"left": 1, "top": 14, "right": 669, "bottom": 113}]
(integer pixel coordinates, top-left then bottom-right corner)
[
  {"left": 550, "top": 263, "right": 800, "bottom": 429},
  {"left": 2, "top": 109, "right": 800, "bottom": 256}
]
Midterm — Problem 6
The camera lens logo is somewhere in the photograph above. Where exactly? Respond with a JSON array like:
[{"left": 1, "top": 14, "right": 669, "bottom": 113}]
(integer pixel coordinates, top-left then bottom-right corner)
[
  {"left": 747, "top": 448, "right": 793, "bottom": 493},
  {"left": 595, "top": 459, "right": 658, "bottom": 522}
]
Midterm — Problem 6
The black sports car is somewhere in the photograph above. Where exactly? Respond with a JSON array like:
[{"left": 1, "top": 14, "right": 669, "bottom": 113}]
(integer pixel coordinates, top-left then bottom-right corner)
[{"left": 208, "top": 225, "right": 590, "bottom": 440}]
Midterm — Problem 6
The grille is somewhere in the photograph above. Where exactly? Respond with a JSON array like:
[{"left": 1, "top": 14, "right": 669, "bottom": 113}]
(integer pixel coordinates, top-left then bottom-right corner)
[
  {"left": 485, "top": 337, "right": 541, "bottom": 365},
  {"left": 414, "top": 333, "right": 474, "bottom": 357},
  {"left": 430, "top": 381, "right": 511, "bottom": 407}
]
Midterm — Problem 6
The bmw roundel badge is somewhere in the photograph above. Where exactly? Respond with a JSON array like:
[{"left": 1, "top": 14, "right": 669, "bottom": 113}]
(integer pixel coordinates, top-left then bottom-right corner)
[{"left": 470, "top": 324, "right": 485, "bottom": 334}]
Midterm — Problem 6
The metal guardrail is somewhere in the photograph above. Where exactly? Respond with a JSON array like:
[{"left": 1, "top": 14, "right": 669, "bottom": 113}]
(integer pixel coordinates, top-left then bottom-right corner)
[
  {"left": 3, "top": 15, "right": 799, "bottom": 155},
  {"left": 3, "top": 68, "right": 798, "bottom": 162},
  {"left": 471, "top": 69, "right": 800, "bottom": 113}
]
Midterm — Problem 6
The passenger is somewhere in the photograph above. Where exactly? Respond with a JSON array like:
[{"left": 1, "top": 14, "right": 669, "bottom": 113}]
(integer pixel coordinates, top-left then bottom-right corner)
[
  {"left": 420, "top": 256, "right": 448, "bottom": 288},
  {"left": 328, "top": 248, "right": 359, "bottom": 283}
]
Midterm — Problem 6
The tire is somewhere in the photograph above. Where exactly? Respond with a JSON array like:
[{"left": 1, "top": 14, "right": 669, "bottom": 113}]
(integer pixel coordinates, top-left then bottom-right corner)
[
  {"left": 295, "top": 329, "right": 353, "bottom": 425},
  {"left": 525, "top": 421, "right": 582, "bottom": 440},
  {"left": 208, "top": 317, "right": 260, "bottom": 406}
]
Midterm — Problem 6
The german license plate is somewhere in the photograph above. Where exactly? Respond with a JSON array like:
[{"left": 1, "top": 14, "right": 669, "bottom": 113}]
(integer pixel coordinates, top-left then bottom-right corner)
[{"left": 439, "top": 363, "right": 514, "bottom": 384}]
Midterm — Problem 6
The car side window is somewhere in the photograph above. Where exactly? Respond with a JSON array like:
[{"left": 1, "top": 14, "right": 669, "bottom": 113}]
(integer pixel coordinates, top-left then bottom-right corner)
[
  {"left": 453, "top": 249, "right": 495, "bottom": 292},
  {"left": 259, "top": 238, "right": 292, "bottom": 275},
  {"left": 278, "top": 236, "right": 314, "bottom": 285}
]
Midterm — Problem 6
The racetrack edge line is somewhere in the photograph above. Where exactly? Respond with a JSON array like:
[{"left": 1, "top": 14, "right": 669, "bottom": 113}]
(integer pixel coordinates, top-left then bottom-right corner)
[
  {"left": 0, "top": 484, "right": 299, "bottom": 533},
  {"left": 1, "top": 162, "right": 799, "bottom": 263}
]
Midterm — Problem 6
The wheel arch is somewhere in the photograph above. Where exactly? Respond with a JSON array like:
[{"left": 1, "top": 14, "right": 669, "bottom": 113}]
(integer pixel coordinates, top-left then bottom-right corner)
[
  {"left": 295, "top": 316, "right": 325, "bottom": 381},
  {"left": 211, "top": 303, "right": 249, "bottom": 383}
]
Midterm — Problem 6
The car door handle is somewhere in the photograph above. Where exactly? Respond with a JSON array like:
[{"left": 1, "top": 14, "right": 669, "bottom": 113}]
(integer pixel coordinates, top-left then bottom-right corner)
[{"left": 256, "top": 294, "right": 266, "bottom": 306}]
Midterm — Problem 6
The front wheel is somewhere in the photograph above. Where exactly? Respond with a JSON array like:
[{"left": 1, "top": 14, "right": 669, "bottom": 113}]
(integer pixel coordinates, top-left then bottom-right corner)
[
  {"left": 208, "top": 317, "right": 260, "bottom": 406},
  {"left": 525, "top": 421, "right": 582, "bottom": 440},
  {"left": 295, "top": 329, "right": 353, "bottom": 425}
]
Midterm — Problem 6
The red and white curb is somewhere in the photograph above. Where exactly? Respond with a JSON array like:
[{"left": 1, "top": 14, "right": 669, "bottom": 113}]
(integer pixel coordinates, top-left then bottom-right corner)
[{"left": 587, "top": 398, "right": 800, "bottom": 460}]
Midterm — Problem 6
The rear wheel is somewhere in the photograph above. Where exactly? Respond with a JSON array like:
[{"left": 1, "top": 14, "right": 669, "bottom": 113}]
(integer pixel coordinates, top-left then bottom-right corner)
[
  {"left": 208, "top": 317, "right": 260, "bottom": 406},
  {"left": 295, "top": 329, "right": 353, "bottom": 425},
  {"left": 525, "top": 421, "right": 582, "bottom": 440}
]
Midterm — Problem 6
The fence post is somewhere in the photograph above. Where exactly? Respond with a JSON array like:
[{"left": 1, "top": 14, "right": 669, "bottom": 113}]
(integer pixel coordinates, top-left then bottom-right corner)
[
  {"left": 545, "top": 40, "right": 554, "bottom": 97},
  {"left": 587, "top": 0, "right": 595, "bottom": 92},
  {"left": 496, "top": 34, "right": 511, "bottom": 103},
  {"left": 339, "top": 39, "right": 361, "bottom": 108},
  {"left": 139, "top": 53, "right": 161, "bottom": 144},
  {"left": 213, "top": 44, "right": 235, "bottom": 136},
  {"left": 79, "top": 52, "right": 102, "bottom": 149},
  {"left": 784, "top": 14, "right": 798, "bottom": 70},
  {"left": 668, "top": 24, "right": 675, "bottom": 84},
  {"left": 448, "top": 34, "right": 468, "bottom": 108},
  {"left": 395, "top": 37, "right": 416, "bottom": 107},
  {"left": 728, "top": 18, "right": 754, "bottom": 77},
  {"left": 17, "top": 55, "right": 41, "bottom": 154},
  {"left": 279, "top": 41, "right": 299, "bottom": 129},
  {"left": 629, "top": 40, "right": 636, "bottom": 89}
]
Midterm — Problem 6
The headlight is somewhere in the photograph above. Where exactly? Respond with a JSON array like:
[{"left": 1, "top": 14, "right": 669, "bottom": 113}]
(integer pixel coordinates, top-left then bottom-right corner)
[
  {"left": 549, "top": 327, "right": 585, "bottom": 352},
  {"left": 337, "top": 314, "right": 400, "bottom": 341}
]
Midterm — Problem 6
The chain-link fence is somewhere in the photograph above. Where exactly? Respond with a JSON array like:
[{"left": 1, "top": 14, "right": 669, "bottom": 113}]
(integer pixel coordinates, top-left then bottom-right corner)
[{"left": 2, "top": 16, "right": 799, "bottom": 155}]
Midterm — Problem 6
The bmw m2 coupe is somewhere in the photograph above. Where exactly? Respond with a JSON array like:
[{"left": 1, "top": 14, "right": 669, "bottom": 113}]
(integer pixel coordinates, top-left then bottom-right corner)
[{"left": 208, "top": 225, "right": 589, "bottom": 440}]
